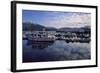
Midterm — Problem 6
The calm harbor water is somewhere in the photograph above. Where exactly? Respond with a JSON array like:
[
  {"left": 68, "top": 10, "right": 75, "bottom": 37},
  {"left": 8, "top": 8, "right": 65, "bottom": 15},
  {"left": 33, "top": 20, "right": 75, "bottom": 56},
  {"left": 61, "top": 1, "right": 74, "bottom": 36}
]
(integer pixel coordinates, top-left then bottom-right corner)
[{"left": 23, "top": 40, "right": 91, "bottom": 63}]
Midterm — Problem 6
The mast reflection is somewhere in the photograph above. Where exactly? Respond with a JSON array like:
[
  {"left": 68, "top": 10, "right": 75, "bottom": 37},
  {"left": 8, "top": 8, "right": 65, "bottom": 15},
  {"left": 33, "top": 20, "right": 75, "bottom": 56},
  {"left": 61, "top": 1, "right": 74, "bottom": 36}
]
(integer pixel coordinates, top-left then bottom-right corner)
[{"left": 27, "top": 40, "right": 54, "bottom": 49}]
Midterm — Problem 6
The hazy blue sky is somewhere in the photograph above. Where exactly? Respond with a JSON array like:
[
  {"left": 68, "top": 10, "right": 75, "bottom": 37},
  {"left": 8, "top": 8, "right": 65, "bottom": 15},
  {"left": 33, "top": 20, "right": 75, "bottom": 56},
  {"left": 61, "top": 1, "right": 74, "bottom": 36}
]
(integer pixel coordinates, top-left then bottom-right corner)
[{"left": 22, "top": 10, "right": 91, "bottom": 28}]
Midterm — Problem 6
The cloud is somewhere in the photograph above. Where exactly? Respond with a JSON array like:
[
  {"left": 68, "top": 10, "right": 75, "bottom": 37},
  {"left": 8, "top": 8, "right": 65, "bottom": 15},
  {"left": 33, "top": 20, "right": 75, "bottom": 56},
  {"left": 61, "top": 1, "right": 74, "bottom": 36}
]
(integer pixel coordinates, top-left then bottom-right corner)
[{"left": 43, "top": 12, "right": 91, "bottom": 28}]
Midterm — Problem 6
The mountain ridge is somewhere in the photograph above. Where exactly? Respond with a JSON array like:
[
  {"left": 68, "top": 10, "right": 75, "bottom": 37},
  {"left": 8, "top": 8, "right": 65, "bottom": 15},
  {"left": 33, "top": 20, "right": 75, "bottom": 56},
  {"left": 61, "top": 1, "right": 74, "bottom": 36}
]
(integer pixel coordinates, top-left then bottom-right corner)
[{"left": 23, "top": 22, "right": 90, "bottom": 32}]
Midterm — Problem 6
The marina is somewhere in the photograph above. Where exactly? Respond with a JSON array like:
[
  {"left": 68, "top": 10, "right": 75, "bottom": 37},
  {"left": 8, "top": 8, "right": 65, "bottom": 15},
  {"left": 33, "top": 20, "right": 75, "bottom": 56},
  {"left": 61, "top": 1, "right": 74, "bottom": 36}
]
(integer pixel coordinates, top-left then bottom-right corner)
[
  {"left": 22, "top": 10, "right": 91, "bottom": 62},
  {"left": 23, "top": 29, "right": 90, "bottom": 43}
]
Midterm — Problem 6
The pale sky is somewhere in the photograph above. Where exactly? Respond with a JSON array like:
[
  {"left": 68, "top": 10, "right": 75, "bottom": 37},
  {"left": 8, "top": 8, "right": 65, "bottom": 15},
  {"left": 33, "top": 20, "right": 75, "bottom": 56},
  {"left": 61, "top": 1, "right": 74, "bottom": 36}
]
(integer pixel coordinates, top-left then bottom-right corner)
[{"left": 23, "top": 10, "right": 91, "bottom": 28}]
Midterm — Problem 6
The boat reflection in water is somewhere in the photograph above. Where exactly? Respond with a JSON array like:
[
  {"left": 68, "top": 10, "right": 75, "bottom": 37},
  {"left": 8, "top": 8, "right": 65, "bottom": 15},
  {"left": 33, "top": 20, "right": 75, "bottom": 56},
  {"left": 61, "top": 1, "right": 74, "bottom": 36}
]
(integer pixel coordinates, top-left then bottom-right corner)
[{"left": 30, "top": 41, "right": 54, "bottom": 49}]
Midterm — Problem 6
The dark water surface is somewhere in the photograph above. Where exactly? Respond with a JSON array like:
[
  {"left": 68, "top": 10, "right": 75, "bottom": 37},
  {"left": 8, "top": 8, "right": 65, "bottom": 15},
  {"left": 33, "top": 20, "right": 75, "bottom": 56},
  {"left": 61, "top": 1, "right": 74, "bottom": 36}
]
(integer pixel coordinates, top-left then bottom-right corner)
[{"left": 23, "top": 40, "right": 91, "bottom": 63}]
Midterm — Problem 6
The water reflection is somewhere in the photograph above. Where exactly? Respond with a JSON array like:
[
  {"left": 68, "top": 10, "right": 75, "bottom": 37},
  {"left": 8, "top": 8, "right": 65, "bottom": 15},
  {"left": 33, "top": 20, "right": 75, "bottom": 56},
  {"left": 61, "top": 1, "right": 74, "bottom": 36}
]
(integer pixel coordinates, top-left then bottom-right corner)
[
  {"left": 23, "top": 40, "right": 91, "bottom": 63},
  {"left": 31, "top": 41, "right": 54, "bottom": 49}
]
